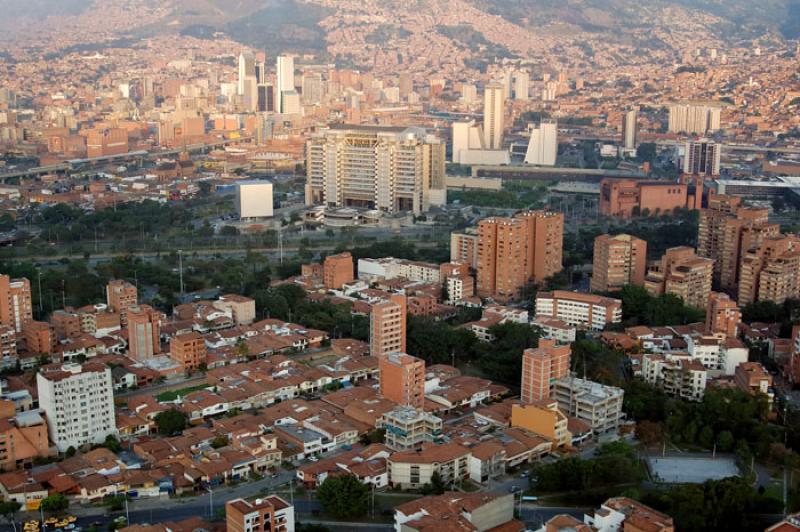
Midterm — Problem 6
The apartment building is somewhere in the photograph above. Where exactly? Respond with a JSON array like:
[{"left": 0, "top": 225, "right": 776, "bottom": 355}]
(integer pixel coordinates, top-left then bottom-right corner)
[
  {"left": 0, "top": 325, "right": 16, "bottom": 360},
  {"left": 305, "top": 125, "right": 446, "bottom": 215},
  {"left": 358, "top": 257, "right": 440, "bottom": 284},
  {"left": 476, "top": 211, "right": 563, "bottom": 300},
  {"left": 644, "top": 247, "right": 712, "bottom": 309},
  {"left": 551, "top": 377, "right": 624, "bottom": 434},
  {"left": 370, "top": 294, "right": 407, "bottom": 358},
  {"left": 697, "top": 196, "right": 775, "bottom": 288},
  {"left": 23, "top": 321, "right": 55, "bottom": 355},
  {"left": 214, "top": 294, "right": 256, "bottom": 326},
  {"left": 380, "top": 406, "right": 443, "bottom": 451},
  {"left": 37, "top": 362, "right": 117, "bottom": 452},
  {"left": 323, "top": 252, "right": 354, "bottom": 290},
  {"left": 226, "top": 495, "right": 295, "bottom": 532},
  {"left": 521, "top": 339, "right": 571, "bottom": 403},
  {"left": 127, "top": 305, "right": 161, "bottom": 362},
  {"left": 641, "top": 354, "right": 708, "bottom": 401},
  {"left": 395, "top": 492, "right": 517, "bottom": 532},
  {"left": 584, "top": 497, "right": 675, "bottom": 532},
  {"left": 379, "top": 353, "right": 425, "bottom": 409},
  {"left": 0, "top": 275, "right": 32, "bottom": 333},
  {"left": 0, "top": 410, "right": 51, "bottom": 470},
  {"left": 734, "top": 362, "right": 774, "bottom": 406},
  {"left": 738, "top": 234, "right": 800, "bottom": 305},
  {"left": 450, "top": 230, "right": 478, "bottom": 269},
  {"left": 169, "top": 331, "right": 207, "bottom": 372},
  {"left": 106, "top": 279, "right": 137, "bottom": 317},
  {"left": 590, "top": 234, "right": 647, "bottom": 293},
  {"left": 388, "top": 442, "right": 471, "bottom": 490},
  {"left": 705, "top": 292, "right": 741, "bottom": 338},
  {"left": 510, "top": 401, "right": 571, "bottom": 447},
  {"left": 535, "top": 291, "right": 622, "bottom": 330}
]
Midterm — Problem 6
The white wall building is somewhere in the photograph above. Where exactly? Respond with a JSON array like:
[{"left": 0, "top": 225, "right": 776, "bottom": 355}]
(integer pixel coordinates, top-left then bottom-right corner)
[
  {"left": 524, "top": 121, "right": 558, "bottom": 166},
  {"left": 37, "top": 363, "right": 117, "bottom": 452},
  {"left": 236, "top": 181, "right": 274, "bottom": 220}
]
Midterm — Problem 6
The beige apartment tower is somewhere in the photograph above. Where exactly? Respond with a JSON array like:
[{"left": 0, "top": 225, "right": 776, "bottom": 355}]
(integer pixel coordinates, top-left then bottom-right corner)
[
  {"left": 590, "top": 234, "right": 647, "bottom": 293},
  {"left": 483, "top": 82, "right": 505, "bottom": 150}
]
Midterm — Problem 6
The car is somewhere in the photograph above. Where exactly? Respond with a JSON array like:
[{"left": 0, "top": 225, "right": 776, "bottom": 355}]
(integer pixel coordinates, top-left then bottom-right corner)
[{"left": 509, "top": 485, "right": 521, "bottom": 493}]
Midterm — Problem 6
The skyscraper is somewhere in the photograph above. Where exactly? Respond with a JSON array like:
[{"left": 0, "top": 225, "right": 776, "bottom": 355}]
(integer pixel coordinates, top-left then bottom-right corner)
[
  {"left": 621, "top": 110, "right": 638, "bottom": 150},
  {"left": 276, "top": 55, "right": 295, "bottom": 114},
  {"left": 521, "top": 339, "right": 571, "bottom": 403},
  {"left": 683, "top": 138, "right": 721, "bottom": 176},
  {"left": 483, "top": 82, "right": 505, "bottom": 151},
  {"left": 514, "top": 71, "right": 529, "bottom": 101},
  {"left": 237, "top": 52, "right": 255, "bottom": 96},
  {"left": 668, "top": 103, "right": 722, "bottom": 134},
  {"left": 379, "top": 352, "right": 425, "bottom": 409},
  {"left": 370, "top": 294, "right": 407, "bottom": 358},
  {"left": 590, "top": 234, "right": 648, "bottom": 293},
  {"left": 524, "top": 121, "right": 558, "bottom": 166}
]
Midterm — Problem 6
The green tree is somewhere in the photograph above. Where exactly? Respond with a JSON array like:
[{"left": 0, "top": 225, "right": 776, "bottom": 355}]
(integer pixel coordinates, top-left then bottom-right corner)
[
  {"left": 154, "top": 409, "right": 188, "bottom": 436},
  {"left": 104, "top": 434, "right": 122, "bottom": 453},
  {"left": 317, "top": 475, "right": 369, "bottom": 518},
  {"left": 40, "top": 494, "right": 69, "bottom": 514},
  {"left": 211, "top": 435, "right": 229, "bottom": 449},
  {"left": 0, "top": 501, "right": 21, "bottom": 530}
]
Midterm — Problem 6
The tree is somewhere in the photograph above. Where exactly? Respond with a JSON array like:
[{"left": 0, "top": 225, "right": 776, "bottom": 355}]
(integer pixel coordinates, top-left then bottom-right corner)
[
  {"left": 429, "top": 471, "right": 447, "bottom": 494},
  {"left": 65, "top": 446, "right": 77, "bottom": 458},
  {"left": 317, "top": 475, "right": 369, "bottom": 518},
  {"left": 211, "top": 435, "right": 229, "bottom": 449},
  {"left": 154, "top": 409, "right": 188, "bottom": 436},
  {"left": 104, "top": 434, "right": 122, "bottom": 453},
  {"left": 40, "top": 494, "right": 69, "bottom": 514},
  {"left": 0, "top": 501, "right": 21, "bottom": 531},
  {"left": 635, "top": 420, "right": 664, "bottom": 447}
]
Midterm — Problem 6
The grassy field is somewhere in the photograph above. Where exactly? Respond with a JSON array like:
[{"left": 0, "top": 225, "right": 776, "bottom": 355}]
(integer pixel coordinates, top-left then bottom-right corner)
[{"left": 156, "top": 384, "right": 210, "bottom": 402}]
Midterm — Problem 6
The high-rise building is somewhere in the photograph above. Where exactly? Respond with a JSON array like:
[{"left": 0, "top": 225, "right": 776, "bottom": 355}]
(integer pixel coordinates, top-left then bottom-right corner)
[
  {"left": 37, "top": 362, "right": 116, "bottom": 452},
  {"left": 302, "top": 72, "right": 323, "bottom": 104},
  {"left": 379, "top": 352, "right": 425, "bottom": 409},
  {"left": 483, "top": 82, "right": 505, "bottom": 150},
  {"left": 476, "top": 211, "right": 563, "bottom": 301},
  {"left": 323, "top": 252, "right": 354, "bottom": 290},
  {"left": 450, "top": 230, "right": 478, "bottom": 269},
  {"left": 514, "top": 71, "right": 529, "bottom": 101},
  {"left": 0, "top": 275, "right": 32, "bottom": 333},
  {"left": 305, "top": 125, "right": 446, "bottom": 215},
  {"left": 169, "top": 332, "right": 207, "bottom": 373},
  {"left": 621, "top": 110, "right": 638, "bottom": 150},
  {"left": 257, "top": 83, "right": 275, "bottom": 112},
  {"left": 127, "top": 305, "right": 160, "bottom": 362},
  {"left": 697, "top": 196, "right": 775, "bottom": 288},
  {"left": 370, "top": 294, "right": 407, "bottom": 358},
  {"left": 237, "top": 52, "right": 255, "bottom": 96},
  {"left": 683, "top": 138, "right": 721, "bottom": 176},
  {"left": 106, "top": 280, "right": 137, "bottom": 324},
  {"left": 524, "top": 121, "right": 558, "bottom": 166},
  {"left": 590, "top": 234, "right": 647, "bottom": 293},
  {"left": 644, "top": 247, "right": 713, "bottom": 309},
  {"left": 668, "top": 103, "right": 722, "bottom": 134},
  {"left": 276, "top": 55, "right": 295, "bottom": 114},
  {"left": 226, "top": 496, "right": 295, "bottom": 532},
  {"left": 521, "top": 339, "right": 571, "bottom": 403},
  {"left": 399, "top": 73, "right": 413, "bottom": 98},
  {"left": 738, "top": 234, "right": 800, "bottom": 305},
  {"left": 706, "top": 292, "right": 741, "bottom": 338}
]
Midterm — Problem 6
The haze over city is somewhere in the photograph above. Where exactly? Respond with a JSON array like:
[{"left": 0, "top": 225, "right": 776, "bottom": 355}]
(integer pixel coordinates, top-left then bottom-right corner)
[{"left": 0, "top": 1, "right": 799, "bottom": 532}]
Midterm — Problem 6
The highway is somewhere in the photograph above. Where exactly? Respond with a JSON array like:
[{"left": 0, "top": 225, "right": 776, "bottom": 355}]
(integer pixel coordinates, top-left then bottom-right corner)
[{"left": 0, "top": 136, "right": 254, "bottom": 181}]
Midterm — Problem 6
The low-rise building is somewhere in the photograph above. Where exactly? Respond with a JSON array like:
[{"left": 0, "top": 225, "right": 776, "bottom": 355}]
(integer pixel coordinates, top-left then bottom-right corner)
[
  {"left": 380, "top": 406, "right": 443, "bottom": 451},
  {"left": 551, "top": 377, "right": 624, "bottom": 435},
  {"left": 535, "top": 291, "right": 622, "bottom": 330},
  {"left": 226, "top": 495, "right": 295, "bottom": 532},
  {"left": 388, "top": 442, "right": 471, "bottom": 490}
]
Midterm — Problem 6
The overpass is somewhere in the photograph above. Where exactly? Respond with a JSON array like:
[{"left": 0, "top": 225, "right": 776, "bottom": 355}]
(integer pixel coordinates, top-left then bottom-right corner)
[{"left": 0, "top": 136, "right": 254, "bottom": 181}]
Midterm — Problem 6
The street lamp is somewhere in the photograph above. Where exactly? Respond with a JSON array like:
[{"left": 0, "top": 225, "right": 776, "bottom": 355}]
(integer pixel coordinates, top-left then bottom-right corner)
[{"left": 206, "top": 486, "right": 213, "bottom": 518}]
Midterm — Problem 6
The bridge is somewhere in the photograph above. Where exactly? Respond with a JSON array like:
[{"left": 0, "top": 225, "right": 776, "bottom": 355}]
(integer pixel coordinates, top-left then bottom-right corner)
[{"left": 0, "top": 136, "right": 254, "bottom": 182}]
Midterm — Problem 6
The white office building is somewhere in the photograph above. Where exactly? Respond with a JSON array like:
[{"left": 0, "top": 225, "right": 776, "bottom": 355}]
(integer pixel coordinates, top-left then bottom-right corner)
[
  {"left": 37, "top": 363, "right": 117, "bottom": 452},
  {"left": 276, "top": 55, "right": 295, "bottom": 114},
  {"left": 238, "top": 52, "right": 256, "bottom": 96},
  {"left": 524, "top": 121, "right": 558, "bottom": 166}
]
